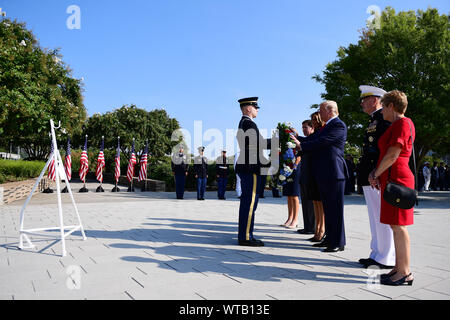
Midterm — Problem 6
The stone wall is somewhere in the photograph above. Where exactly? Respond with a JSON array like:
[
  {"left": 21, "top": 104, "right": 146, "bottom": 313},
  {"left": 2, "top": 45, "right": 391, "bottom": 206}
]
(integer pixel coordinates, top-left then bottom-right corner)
[
  {"left": 0, "top": 174, "right": 165, "bottom": 205},
  {"left": 0, "top": 177, "right": 54, "bottom": 205}
]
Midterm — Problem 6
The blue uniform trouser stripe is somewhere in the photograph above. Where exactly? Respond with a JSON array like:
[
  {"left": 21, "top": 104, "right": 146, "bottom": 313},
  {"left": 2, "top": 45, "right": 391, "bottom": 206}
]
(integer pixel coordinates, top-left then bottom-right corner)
[{"left": 238, "top": 173, "right": 261, "bottom": 241}]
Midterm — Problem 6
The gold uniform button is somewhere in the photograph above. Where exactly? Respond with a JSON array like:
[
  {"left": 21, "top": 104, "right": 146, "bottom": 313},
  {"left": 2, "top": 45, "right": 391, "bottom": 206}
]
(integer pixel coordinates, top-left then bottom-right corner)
[
  {"left": 396, "top": 198, "right": 400, "bottom": 203},
  {"left": 368, "top": 136, "right": 374, "bottom": 142}
]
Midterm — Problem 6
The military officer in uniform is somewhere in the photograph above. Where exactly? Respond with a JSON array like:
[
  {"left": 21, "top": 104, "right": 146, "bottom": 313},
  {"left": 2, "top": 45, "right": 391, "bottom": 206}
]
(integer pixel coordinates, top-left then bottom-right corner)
[
  {"left": 235, "top": 97, "right": 271, "bottom": 246},
  {"left": 171, "top": 147, "right": 189, "bottom": 199},
  {"left": 216, "top": 150, "right": 229, "bottom": 200},
  {"left": 194, "top": 146, "right": 208, "bottom": 200},
  {"left": 357, "top": 85, "right": 395, "bottom": 268}
]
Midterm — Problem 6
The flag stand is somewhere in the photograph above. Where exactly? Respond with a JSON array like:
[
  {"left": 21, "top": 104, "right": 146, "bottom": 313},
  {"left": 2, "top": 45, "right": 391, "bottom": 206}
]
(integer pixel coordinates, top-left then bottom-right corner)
[
  {"left": 61, "top": 186, "right": 68, "bottom": 193},
  {"left": 79, "top": 182, "right": 88, "bottom": 193},
  {"left": 96, "top": 183, "right": 104, "bottom": 192},
  {"left": 127, "top": 179, "right": 135, "bottom": 192},
  {"left": 111, "top": 182, "right": 120, "bottom": 192},
  {"left": 18, "top": 119, "right": 87, "bottom": 257}
]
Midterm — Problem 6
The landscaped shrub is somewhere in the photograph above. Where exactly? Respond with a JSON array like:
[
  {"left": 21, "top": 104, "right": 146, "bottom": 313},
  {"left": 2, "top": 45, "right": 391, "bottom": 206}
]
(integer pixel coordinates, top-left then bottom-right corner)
[{"left": 0, "top": 159, "right": 46, "bottom": 184}]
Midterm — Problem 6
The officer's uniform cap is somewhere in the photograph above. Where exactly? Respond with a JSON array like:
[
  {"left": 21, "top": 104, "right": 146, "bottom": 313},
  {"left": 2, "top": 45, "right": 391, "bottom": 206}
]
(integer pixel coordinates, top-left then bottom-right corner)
[
  {"left": 238, "top": 97, "right": 259, "bottom": 108},
  {"left": 359, "top": 85, "right": 387, "bottom": 100}
]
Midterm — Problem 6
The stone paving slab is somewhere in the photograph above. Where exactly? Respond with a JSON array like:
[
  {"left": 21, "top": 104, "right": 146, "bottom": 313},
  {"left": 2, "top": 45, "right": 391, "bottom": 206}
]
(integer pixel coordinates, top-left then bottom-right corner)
[{"left": 0, "top": 180, "right": 449, "bottom": 300}]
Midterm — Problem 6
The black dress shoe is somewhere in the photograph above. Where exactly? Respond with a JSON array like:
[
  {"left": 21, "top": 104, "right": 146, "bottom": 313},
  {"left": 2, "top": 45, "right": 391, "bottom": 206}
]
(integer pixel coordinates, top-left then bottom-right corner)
[
  {"left": 366, "top": 261, "right": 395, "bottom": 269},
  {"left": 238, "top": 239, "right": 264, "bottom": 247},
  {"left": 297, "top": 229, "right": 315, "bottom": 235},
  {"left": 360, "top": 258, "right": 394, "bottom": 269},
  {"left": 359, "top": 258, "right": 376, "bottom": 266},
  {"left": 312, "top": 241, "right": 329, "bottom": 248},
  {"left": 322, "top": 246, "right": 345, "bottom": 253}
]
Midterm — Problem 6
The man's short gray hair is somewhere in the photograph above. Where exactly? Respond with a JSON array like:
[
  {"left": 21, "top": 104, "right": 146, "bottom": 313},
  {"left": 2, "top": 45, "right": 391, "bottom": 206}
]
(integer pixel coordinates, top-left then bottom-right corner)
[{"left": 321, "top": 100, "right": 339, "bottom": 115}]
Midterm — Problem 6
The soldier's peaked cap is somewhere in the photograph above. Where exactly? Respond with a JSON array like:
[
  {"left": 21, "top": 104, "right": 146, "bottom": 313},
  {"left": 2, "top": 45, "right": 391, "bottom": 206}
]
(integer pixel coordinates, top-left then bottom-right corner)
[
  {"left": 359, "top": 85, "right": 387, "bottom": 99},
  {"left": 238, "top": 97, "right": 259, "bottom": 108}
]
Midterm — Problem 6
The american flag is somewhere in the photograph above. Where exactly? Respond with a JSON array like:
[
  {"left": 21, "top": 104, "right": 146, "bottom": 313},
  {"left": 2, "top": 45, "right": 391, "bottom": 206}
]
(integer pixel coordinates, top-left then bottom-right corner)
[
  {"left": 114, "top": 138, "right": 121, "bottom": 183},
  {"left": 79, "top": 136, "right": 89, "bottom": 183},
  {"left": 64, "top": 138, "right": 72, "bottom": 181},
  {"left": 126, "top": 140, "right": 136, "bottom": 182},
  {"left": 96, "top": 138, "right": 105, "bottom": 182},
  {"left": 138, "top": 141, "right": 149, "bottom": 182},
  {"left": 48, "top": 142, "right": 56, "bottom": 181}
]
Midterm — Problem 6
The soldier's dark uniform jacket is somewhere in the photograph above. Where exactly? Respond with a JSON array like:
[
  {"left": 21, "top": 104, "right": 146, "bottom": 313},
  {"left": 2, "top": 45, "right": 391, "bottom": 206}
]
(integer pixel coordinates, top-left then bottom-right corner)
[
  {"left": 171, "top": 153, "right": 188, "bottom": 174},
  {"left": 215, "top": 155, "right": 230, "bottom": 177},
  {"left": 357, "top": 108, "right": 391, "bottom": 186},
  {"left": 235, "top": 115, "right": 271, "bottom": 175},
  {"left": 194, "top": 155, "right": 208, "bottom": 178}
]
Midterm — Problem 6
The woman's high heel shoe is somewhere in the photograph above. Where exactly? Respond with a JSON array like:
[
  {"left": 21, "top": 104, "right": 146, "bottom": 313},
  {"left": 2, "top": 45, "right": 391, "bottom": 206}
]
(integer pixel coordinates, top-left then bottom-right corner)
[
  {"left": 381, "top": 273, "right": 413, "bottom": 286},
  {"left": 380, "top": 271, "right": 397, "bottom": 280},
  {"left": 309, "top": 235, "right": 325, "bottom": 242},
  {"left": 286, "top": 224, "right": 299, "bottom": 229}
]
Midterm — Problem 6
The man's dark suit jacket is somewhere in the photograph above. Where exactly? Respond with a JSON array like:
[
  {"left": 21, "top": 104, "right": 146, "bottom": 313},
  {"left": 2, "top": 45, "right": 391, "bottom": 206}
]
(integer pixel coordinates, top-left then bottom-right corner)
[
  {"left": 298, "top": 116, "right": 348, "bottom": 248},
  {"left": 300, "top": 117, "right": 349, "bottom": 181}
]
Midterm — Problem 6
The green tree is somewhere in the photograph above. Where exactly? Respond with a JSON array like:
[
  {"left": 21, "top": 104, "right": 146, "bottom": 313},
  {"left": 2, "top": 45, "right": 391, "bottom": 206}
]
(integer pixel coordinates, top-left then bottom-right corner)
[
  {"left": 79, "top": 105, "right": 183, "bottom": 162},
  {"left": 0, "top": 18, "right": 87, "bottom": 160},
  {"left": 313, "top": 7, "right": 449, "bottom": 165}
]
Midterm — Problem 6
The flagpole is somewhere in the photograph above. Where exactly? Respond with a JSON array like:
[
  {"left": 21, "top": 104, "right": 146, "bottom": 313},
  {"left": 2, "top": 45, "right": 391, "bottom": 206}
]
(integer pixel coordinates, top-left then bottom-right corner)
[
  {"left": 62, "top": 137, "right": 69, "bottom": 193},
  {"left": 79, "top": 135, "right": 89, "bottom": 193},
  {"left": 112, "top": 136, "right": 120, "bottom": 192},
  {"left": 96, "top": 136, "right": 105, "bottom": 192},
  {"left": 146, "top": 139, "right": 148, "bottom": 192},
  {"left": 128, "top": 138, "right": 135, "bottom": 192}
]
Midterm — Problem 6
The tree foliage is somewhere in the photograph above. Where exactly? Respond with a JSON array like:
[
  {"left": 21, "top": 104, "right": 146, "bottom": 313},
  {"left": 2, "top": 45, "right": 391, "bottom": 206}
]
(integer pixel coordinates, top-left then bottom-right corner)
[
  {"left": 313, "top": 7, "right": 449, "bottom": 164},
  {"left": 0, "top": 18, "right": 87, "bottom": 160},
  {"left": 77, "top": 105, "right": 183, "bottom": 162}
]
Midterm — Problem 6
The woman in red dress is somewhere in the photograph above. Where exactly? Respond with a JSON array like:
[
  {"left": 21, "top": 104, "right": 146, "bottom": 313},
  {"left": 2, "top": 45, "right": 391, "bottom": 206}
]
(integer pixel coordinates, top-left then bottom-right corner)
[{"left": 369, "top": 90, "right": 415, "bottom": 286}]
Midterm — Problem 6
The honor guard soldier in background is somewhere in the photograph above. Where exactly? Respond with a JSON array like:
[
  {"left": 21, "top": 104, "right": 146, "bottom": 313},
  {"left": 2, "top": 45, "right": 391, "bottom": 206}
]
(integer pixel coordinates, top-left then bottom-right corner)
[
  {"left": 171, "top": 146, "right": 189, "bottom": 199},
  {"left": 194, "top": 146, "right": 208, "bottom": 200},
  {"left": 216, "top": 150, "right": 230, "bottom": 200},
  {"left": 235, "top": 97, "right": 271, "bottom": 246},
  {"left": 357, "top": 85, "right": 395, "bottom": 268}
]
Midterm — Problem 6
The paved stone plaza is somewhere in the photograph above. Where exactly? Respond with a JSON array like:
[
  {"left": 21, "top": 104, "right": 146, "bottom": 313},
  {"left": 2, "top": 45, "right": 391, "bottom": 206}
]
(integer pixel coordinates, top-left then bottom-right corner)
[{"left": 1, "top": 181, "right": 449, "bottom": 300}]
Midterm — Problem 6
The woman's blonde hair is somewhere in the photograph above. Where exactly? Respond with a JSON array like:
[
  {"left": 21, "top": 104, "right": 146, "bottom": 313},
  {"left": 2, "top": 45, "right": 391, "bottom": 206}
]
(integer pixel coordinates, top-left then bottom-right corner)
[
  {"left": 381, "top": 90, "right": 408, "bottom": 114},
  {"left": 310, "top": 111, "right": 324, "bottom": 129}
]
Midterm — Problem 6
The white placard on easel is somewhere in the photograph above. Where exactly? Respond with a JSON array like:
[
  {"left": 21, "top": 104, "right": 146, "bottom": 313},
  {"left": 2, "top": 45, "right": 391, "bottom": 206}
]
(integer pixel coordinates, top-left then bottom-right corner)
[{"left": 18, "top": 119, "right": 87, "bottom": 257}]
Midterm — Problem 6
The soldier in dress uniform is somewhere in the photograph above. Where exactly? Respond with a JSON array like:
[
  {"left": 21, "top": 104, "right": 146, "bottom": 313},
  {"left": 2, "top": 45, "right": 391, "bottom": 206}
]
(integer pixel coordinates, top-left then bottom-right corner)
[
  {"left": 194, "top": 146, "right": 208, "bottom": 200},
  {"left": 357, "top": 85, "right": 395, "bottom": 268},
  {"left": 171, "top": 147, "right": 189, "bottom": 199},
  {"left": 216, "top": 150, "right": 229, "bottom": 200},
  {"left": 235, "top": 97, "right": 271, "bottom": 246}
]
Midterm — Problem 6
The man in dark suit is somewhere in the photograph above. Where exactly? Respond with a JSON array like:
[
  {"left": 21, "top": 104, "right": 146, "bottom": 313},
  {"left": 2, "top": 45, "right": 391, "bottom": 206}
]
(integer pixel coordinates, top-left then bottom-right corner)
[
  {"left": 431, "top": 162, "right": 439, "bottom": 191},
  {"left": 291, "top": 101, "right": 348, "bottom": 252},
  {"left": 235, "top": 97, "right": 271, "bottom": 246},
  {"left": 438, "top": 162, "right": 446, "bottom": 191}
]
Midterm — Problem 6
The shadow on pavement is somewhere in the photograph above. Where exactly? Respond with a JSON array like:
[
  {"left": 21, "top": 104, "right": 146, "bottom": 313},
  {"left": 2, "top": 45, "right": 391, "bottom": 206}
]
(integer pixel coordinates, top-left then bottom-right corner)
[{"left": 74, "top": 217, "right": 368, "bottom": 285}]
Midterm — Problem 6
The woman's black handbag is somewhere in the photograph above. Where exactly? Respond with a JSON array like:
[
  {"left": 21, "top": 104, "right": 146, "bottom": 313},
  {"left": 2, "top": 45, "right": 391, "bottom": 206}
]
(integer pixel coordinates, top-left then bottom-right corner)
[
  {"left": 383, "top": 119, "right": 418, "bottom": 209},
  {"left": 383, "top": 181, "right": 418, "bottom": 209}
]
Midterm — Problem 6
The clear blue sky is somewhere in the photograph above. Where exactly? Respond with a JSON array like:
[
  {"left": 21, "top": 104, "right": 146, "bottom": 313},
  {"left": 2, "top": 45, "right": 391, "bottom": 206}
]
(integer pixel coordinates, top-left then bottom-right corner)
[{"left": 2, "top": 0, "right": 448, "bottom": 154}]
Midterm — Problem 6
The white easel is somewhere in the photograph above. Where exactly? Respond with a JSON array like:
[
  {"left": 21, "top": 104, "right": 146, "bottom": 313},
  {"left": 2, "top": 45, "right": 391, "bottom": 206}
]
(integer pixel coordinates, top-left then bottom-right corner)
[{"left": 18, "top": 119, "right": 87, "bottom": 257}]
